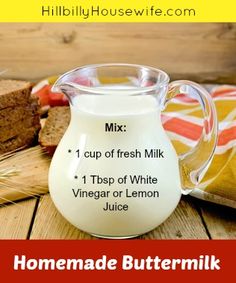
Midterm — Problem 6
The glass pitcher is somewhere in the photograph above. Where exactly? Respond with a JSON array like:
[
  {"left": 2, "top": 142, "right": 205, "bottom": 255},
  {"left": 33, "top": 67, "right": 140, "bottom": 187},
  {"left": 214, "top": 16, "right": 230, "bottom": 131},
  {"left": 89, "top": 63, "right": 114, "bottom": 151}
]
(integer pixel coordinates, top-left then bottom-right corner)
[{"left": 49, "top": 63, "right": 218, "bottom": 239}]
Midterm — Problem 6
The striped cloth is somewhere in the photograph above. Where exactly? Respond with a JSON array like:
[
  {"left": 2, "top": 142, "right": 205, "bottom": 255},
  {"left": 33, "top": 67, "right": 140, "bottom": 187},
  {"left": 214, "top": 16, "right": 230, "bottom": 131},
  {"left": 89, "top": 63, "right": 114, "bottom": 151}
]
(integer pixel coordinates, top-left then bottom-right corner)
[
  {"left": 34, "top": 80, "right": 236, "bottom": 208},
  {"left": 163, "top": 85, "right": 236, "bottom": 208}
]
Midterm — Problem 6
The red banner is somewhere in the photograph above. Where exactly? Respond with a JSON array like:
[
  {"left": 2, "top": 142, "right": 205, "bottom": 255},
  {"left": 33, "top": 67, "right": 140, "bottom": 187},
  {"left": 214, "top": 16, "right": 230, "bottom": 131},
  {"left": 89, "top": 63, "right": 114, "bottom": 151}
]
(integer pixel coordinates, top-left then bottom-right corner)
[{"left": 0, "top": 240, "right": 235, "bottom": 282}]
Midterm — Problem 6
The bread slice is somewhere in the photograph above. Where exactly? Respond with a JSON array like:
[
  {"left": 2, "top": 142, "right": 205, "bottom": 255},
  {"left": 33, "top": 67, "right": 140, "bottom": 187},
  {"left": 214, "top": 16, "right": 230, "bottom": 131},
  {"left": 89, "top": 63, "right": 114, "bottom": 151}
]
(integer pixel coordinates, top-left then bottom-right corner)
[
  {"left": 39, "top": 106, "right": 70, "bottom": 154},
  {"left": 0, "top": 80, "right": 32, "bottom": 108}
]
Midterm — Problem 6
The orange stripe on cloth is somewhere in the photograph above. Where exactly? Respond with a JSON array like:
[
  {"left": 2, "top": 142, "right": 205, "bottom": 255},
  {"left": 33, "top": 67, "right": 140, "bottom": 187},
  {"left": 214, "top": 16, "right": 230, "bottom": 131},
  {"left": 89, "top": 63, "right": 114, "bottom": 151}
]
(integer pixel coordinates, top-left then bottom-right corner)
[
  {"left": 163, "top": 117, "right": 236, "bottom": 146},
  {"left": 218, "top": 126, "right": 236, "bottom": 146},
  {"left": 212, "top": 88, "right": 236, "bottom": 97},
  {"left": 163, "top": 117, "right": 202, "bottom": 140}
]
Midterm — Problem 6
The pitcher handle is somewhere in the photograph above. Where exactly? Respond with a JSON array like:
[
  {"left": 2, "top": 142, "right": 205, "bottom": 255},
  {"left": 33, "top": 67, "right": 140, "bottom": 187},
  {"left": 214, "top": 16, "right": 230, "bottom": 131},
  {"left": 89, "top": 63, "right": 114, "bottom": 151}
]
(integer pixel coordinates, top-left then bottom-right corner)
[{"left": 164, "top": 80, "right": 218, "bottom": 193}]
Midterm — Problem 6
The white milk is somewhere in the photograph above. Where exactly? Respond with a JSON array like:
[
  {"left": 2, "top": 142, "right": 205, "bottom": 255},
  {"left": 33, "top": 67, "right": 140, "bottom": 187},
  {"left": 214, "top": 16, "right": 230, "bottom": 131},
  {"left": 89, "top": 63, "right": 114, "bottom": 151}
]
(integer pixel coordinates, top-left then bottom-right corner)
[{"left": 49, "top": 94, "right": 182, "bottom": 238}]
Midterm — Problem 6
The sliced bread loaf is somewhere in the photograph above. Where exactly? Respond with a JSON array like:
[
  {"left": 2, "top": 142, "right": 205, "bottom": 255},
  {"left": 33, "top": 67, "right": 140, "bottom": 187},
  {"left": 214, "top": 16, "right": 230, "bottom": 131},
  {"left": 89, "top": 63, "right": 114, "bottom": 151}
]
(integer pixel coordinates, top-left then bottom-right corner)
[
  {"left": 0, "top": 115, "right": 40, "bottom": 142},
  {"left": 0, "top": 80, "right": 41, "bottom": 154},
  {"left": 0, "top": 104, "right": 38, "bottom": 127},
  {"left": 0, "top": 127, "right": 40, "bottom": 154}
]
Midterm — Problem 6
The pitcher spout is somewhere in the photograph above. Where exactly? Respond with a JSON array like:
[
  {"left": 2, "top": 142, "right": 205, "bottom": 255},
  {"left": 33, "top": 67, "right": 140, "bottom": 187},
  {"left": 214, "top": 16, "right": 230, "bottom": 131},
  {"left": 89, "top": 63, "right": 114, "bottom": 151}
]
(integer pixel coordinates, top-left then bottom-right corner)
[
  {"left": 52, "top": 81, "right": 78, "bottom": 104},
  {"left": 51, "top": 67, "right": 94, "bottom": 103},
  {"left": 51, "top": 80, "right": 76, "bottom": 94},
  {"left": 52, "top": 78, "right": 79, "bottom": 105}
]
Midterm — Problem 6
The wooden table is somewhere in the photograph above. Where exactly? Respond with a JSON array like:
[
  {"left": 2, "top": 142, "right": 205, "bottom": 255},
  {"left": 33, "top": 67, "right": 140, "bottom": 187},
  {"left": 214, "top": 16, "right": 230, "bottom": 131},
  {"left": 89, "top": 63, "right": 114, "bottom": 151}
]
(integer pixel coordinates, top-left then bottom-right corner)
[{"left": 0, "top": 194, "right": 235, "bottom": 239}]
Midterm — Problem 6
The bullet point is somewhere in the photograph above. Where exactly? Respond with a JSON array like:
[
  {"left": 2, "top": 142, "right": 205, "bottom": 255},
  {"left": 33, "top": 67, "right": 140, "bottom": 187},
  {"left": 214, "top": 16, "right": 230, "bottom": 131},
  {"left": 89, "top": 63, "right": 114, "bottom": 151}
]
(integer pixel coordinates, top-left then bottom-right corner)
[
  {"left": 74, "top": 175, "right": 78, "bottom": 179},
  {"left": 68, "top": 149, "right": 72, "bottom": 153}
]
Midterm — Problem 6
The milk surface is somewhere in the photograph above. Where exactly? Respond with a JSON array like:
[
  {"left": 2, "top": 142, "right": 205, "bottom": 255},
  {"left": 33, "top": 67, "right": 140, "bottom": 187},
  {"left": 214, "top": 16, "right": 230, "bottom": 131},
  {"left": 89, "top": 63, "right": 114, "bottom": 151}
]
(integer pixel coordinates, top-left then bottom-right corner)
[{"left": 49, "top": 94, "right": 182, "bottom": 238}]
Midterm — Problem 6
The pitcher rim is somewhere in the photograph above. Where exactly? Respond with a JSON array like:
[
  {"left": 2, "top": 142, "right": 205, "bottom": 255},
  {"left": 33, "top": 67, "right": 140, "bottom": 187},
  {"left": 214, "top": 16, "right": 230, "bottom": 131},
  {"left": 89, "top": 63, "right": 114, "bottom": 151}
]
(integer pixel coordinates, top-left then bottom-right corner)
[{"left": 52, "top": 63, "right": 170, "bottom": 95}]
